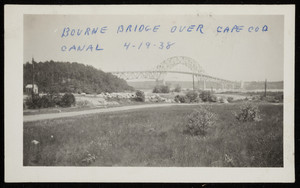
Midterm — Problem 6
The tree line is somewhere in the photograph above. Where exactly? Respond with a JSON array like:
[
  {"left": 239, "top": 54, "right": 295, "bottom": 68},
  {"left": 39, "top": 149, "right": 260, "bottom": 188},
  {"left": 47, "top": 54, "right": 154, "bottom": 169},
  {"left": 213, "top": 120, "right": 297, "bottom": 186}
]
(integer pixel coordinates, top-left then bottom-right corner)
[{"left": 23, "top": 60, "right": 134, "bottom": 94}]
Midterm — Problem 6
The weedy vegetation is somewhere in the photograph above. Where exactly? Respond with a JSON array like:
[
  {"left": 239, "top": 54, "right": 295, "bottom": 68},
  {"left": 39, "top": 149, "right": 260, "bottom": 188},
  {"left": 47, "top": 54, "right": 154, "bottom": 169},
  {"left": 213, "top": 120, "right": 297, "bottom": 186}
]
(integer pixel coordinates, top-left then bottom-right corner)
[
  {"left": 186, "top": 106, "right": 217, "bottom": 136},
  {"left": 234, "top": 102, "right": 261, "bottom": 122},
  {"left": 24, "top": 103, "right": 283, "bottom": 167}
]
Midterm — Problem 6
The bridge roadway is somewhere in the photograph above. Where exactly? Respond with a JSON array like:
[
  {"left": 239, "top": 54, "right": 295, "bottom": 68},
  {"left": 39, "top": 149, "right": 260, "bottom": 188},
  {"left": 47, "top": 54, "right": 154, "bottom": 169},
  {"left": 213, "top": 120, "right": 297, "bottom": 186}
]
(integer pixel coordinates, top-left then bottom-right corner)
[{"left": 109, "top": 70, "right": 235, "bottom": 84}]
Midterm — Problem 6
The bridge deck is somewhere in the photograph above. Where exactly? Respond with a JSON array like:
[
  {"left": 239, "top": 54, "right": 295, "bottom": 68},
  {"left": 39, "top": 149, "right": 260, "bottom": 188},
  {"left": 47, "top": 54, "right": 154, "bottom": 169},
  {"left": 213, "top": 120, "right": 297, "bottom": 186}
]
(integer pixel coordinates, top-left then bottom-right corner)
[{"left": 109, "top": 70, "right": 235, "bottom": 83}]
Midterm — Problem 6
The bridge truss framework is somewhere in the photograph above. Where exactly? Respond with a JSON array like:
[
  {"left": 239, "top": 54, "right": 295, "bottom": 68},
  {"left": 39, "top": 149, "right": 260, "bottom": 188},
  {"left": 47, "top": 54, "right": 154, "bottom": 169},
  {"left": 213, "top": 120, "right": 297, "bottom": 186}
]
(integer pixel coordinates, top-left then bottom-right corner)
[{"left": 109, "top": 56, "right": 242, "bottom": 90}]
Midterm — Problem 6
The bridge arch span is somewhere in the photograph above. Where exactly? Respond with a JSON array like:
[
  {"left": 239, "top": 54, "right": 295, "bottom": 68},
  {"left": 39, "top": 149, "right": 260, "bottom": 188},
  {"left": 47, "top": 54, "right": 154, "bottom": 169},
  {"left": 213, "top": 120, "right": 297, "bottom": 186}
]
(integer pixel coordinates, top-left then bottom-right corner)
[{"left": 155, "top": 56, "right": 205, "bottom": 74}]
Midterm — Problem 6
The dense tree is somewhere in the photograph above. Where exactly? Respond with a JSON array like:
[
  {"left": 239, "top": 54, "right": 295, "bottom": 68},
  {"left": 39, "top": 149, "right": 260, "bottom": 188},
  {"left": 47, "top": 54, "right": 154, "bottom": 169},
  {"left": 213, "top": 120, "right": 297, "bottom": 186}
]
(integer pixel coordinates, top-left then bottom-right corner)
[{"left": 24, "top": 61, "right": 134, "bottom": 94}]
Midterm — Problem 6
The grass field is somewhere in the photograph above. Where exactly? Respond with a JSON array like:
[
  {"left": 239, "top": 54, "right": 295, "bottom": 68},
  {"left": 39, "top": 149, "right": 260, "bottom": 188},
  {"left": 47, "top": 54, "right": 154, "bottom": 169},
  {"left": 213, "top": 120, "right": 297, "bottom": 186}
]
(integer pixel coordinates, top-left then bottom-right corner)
[{"left": 23, "top": 103, "right": 283, "bottom": 167}]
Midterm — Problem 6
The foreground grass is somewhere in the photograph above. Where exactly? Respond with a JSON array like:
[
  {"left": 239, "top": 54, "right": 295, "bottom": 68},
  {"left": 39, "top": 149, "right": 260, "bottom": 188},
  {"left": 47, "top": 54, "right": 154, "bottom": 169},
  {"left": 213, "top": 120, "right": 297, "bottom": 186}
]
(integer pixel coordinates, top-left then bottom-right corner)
[{"left": 24, "top": 103, "right": 283, "bottom": 167}]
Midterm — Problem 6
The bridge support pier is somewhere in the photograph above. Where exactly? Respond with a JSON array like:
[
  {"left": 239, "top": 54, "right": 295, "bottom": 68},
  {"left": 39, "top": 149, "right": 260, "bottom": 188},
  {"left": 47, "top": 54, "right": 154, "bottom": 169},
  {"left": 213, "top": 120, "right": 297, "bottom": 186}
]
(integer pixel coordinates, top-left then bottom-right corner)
[
  {"left": 240, "top": 81, "right": 244, "bottom": 90},
  {"left": 203, "top": 80, "right": 206, "bottom": 90}
]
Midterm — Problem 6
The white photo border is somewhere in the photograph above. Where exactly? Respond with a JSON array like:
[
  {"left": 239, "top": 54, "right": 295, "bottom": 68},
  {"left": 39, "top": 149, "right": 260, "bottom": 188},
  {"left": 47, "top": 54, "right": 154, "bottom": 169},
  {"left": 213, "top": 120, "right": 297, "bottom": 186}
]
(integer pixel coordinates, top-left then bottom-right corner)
[{"left": 4, "top": 5, "right": 295, "bottom": 182}]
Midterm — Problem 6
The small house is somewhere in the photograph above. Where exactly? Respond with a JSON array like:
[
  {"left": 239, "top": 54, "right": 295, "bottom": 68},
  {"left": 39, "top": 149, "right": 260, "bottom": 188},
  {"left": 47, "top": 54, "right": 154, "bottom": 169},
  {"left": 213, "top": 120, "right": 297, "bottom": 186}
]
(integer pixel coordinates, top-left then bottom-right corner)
[{"left": 25, "top": 84, "right": 38, "bottom": 94}]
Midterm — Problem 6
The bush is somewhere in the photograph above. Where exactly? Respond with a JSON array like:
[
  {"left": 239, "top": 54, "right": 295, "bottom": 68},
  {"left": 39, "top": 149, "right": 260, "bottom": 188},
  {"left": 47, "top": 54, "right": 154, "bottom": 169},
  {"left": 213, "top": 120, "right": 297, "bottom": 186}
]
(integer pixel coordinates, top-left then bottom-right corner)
[
  {"left": 174, "top": 95, "right": 190, "bottom": 103},
  {"left": 25, "top": 94, "right": 57, "bottom": 109},
  {"left": 199, "top": 91, "right": 209, "bottom": 102},
  {"left": 52, "top": 94, "right": 62, "bottom": 106},
  {"left": 40, "top": 95, "right": 56, "bottom": 108},
  {"left": 186, "top": 106, "right": 217, "bottom": 136},
  {"left": 274, "top": 93, "right": 283, "bottom": 102},
  {"left": 174, "top": 84, "right": 181, "bottom": 92},
  {"left": 25, "top": 94, "right": 41, "bottom": 109},
  {"left": 186, "top": 90, "right": 199, "bottom": 103},
  {"left": 161, "top": 85, "right": 170, "bottom": 93},
  {"left": 260, "top": 95, "right": 281, "bottom": 103},
  {"left": 153, "top": 85, "right": 170, "bottom": 93},
  {"left": 60, "top": 93, "right": 76, "bottom": 107},
  {"left": 234, "top": 102, "right": 261, "bottom": 122},
  {"left": 209, "top": 95, "right": 217, "bottom": 102},
  {"left": 39, "top": 95, "right": 50, "bottom": 108},
  {"left": 24, "top": 93, "right": 76, "bottom": 109},
  {"left": 153, "top": 86, "right": 160, "bottom": 93},
  {"left": 219, "top": 98, "right": 225, "bottom": 103},
  {"left": 27, "top": 94, "right": 56, "bottom": 108},
  {"left": 199, "top": 91, "right": 217, "bottom": 102},
  {"left": 227, "top": 97, "right": 234, "bottom": 103},
  {"left": 135, "top": 90, "right": 145, "bottom": 102}
]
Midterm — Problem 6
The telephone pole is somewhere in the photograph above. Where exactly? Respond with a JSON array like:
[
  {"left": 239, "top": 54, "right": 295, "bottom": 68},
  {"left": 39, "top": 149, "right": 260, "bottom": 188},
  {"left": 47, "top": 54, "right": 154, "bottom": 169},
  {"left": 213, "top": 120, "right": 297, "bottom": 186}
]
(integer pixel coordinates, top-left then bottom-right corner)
[
  {"left": 32, "top": 57, "right": 35, "bottom": 97},
  {"left": 264, "top": 79, "right": 267, "bottom": 97}
]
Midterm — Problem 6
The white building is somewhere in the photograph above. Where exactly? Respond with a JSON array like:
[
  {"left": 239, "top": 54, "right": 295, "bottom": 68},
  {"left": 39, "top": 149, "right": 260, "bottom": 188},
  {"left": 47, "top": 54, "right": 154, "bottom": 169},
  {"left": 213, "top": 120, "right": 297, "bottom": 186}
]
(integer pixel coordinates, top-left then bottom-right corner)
[{"left": 25, "top": 84, "right": 38, "bottom": 94}]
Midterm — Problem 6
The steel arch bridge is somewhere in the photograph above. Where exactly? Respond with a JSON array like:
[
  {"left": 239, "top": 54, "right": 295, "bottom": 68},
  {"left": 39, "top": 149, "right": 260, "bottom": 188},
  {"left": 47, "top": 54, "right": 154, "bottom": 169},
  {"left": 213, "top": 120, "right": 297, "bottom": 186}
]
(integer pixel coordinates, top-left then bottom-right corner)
[{"left": 109, "top": 56, "right": 241, "bottom": 90}]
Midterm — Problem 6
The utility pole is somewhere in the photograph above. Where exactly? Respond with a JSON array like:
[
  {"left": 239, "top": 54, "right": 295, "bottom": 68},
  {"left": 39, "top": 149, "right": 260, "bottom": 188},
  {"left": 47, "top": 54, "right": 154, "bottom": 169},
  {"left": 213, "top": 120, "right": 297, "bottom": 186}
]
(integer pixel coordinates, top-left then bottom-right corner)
[
  {"left": 32, "top": 57, "right": 35, "bottom": 98},
  {"left": 264, "top": 79, "right": 267, "bottom": 97}
]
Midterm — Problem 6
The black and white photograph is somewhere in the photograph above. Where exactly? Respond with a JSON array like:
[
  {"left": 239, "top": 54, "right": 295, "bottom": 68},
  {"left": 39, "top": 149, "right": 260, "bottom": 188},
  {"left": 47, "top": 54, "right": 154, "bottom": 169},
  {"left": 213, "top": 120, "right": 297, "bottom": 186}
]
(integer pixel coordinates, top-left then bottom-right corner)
[{"left": 5, "top": 5, "right": 295, "bottom": 182}]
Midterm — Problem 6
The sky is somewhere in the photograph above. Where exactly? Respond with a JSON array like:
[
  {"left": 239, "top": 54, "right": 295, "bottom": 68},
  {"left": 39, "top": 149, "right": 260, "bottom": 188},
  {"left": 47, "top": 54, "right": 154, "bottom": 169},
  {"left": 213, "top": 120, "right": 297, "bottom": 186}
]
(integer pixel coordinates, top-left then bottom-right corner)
[{"left": 24, "top": 15, "right": 284, "bottom": 82}]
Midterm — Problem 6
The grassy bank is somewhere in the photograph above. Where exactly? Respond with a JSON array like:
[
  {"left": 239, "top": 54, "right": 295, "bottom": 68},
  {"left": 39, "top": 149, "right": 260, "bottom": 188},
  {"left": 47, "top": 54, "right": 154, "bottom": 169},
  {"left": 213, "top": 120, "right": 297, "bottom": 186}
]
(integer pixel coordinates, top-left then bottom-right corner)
[{"left": 24, "top": 103, "right": 283, "bottom": 167}]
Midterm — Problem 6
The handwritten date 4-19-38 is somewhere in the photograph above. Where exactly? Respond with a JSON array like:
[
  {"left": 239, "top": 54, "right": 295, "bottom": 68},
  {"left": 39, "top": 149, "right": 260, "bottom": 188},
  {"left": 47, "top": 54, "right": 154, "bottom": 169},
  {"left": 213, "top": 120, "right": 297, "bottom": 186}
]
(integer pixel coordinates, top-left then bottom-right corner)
[{"left": 124, "top": 42, "right": 176, "bottom": 50}]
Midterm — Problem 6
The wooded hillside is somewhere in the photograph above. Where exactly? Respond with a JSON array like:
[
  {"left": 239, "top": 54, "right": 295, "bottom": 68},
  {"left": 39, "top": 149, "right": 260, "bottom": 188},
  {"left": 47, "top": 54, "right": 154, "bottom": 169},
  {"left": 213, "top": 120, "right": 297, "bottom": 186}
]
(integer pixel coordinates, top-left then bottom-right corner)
[{"left": 23, "top": 60, "right": 134, "bottom": 94}]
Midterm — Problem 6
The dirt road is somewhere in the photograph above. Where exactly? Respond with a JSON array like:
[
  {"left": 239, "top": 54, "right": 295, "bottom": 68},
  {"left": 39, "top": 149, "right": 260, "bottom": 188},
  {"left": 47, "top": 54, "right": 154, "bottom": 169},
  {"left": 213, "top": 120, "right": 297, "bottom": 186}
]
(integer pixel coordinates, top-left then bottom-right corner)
[{"left": 23, "top": 103, "right": 198, "bottom": 122}]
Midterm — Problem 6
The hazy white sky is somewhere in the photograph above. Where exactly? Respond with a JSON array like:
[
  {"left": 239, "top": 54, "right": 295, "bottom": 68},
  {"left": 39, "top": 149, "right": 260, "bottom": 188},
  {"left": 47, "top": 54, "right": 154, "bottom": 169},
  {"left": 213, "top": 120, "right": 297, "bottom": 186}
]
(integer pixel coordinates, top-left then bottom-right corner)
[{"left": 24, "top": 15, "right": 283, "bottom": 81}]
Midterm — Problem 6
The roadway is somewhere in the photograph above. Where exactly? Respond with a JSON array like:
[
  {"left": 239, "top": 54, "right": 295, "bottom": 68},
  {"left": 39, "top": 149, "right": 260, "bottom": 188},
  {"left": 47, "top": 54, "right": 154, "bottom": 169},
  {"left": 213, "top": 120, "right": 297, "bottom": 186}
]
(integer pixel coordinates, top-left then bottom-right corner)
[{"left": 23, "top": 103, "right": 199, "bottom": 123}]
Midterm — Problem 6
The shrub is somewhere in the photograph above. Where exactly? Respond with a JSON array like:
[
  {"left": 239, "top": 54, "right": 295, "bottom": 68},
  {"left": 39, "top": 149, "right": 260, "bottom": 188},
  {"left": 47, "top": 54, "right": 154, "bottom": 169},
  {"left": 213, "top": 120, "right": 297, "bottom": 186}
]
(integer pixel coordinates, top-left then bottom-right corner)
[
  {"left": 209, "top": 95, "right": 217, "bottom": 102},
  {"left": 25, "top": 94, "right": 41, "bottom": 109},
  {"left": 24, "top": 93, "right": 76, "bottom": 109},
  {"left": 174, "top": 95, "right": 190, "bottom": 103},
  {"left": 186, "top": 106, "right": 217, "bottom": 136},
  {"left": 234, "top": 102, "right": 261, "bottom": 122},
  {"left": 153, "top": 86, "right": 160, "bottom": 93},
  {"left": 174, "top": 84, "right": 181, "bottom": 92},
  {"left": 25, "top": 94, "right": 59, "bottom": 109},
  {"left": 153, "top": 85, "right": 170, "bottom": 93},
  {"left": 199, "top": 91, "right": 217, "bottom": 102},
  {"left": 260, "top": 95, "right": 281, "bottom": 103},
  {"left": 60, "top": 93, "right": 76, "bottom": 107},
  {"left": 274, "top": 93, "right": 283, "bottom": 102},
  {"left": 199, "top": 91, "right": 209, "bottom": 102},
  {"left": 186, "top": 90, "right": 199, "bottom": 103},
  {"left": 227, "top": 97, "right": 234, "bottom": 103},
  {"left": 174, "top": 95, "right": 180, "bottom": 103},
  {"left": 52, "top": 94, "right": 62, "bottom": 106},
  {"left": 161, "top": 85, "right": 170, "bottom": 93},
  {"left": 39, "top": 95, "right": 50, "bottom": 108},
  {"left": 40, "top": 95, "right": 56, "bottom": 108},
  {"left": 219, "top": 98, "right": 225, "bottom": 103},
  {"left": 135, "top": 90, "right": 145, "bottom": 102}
]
